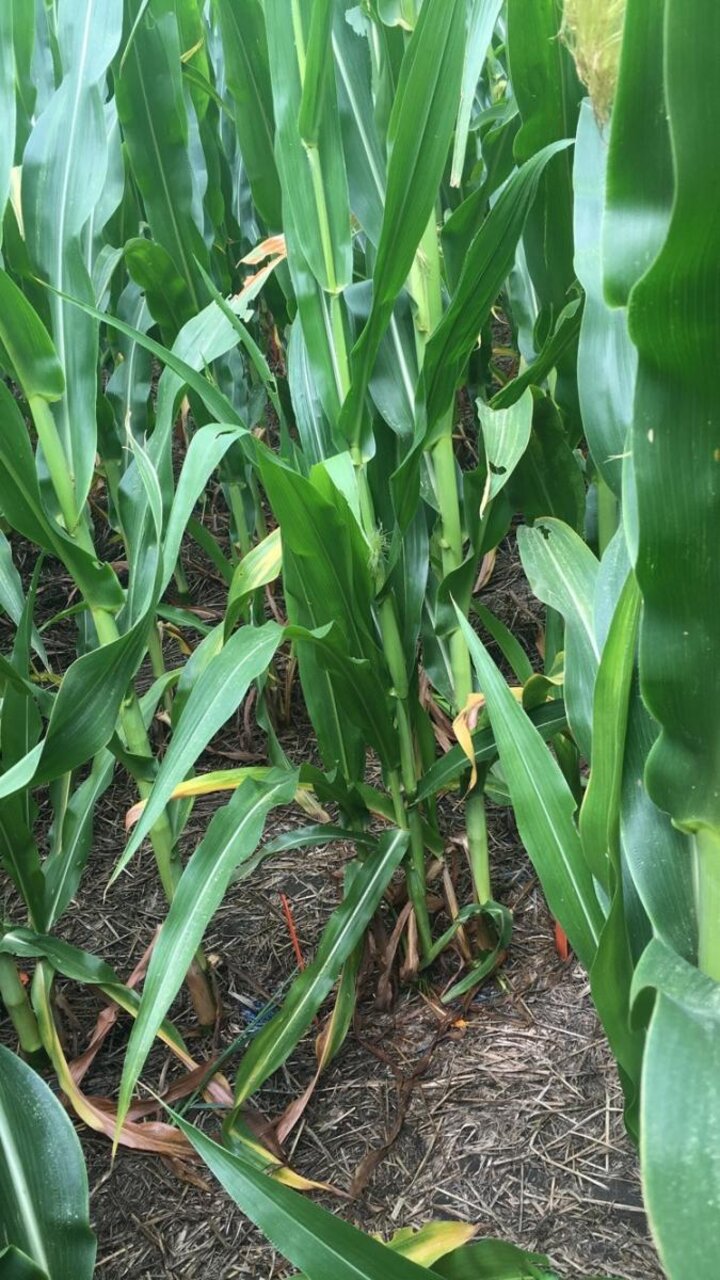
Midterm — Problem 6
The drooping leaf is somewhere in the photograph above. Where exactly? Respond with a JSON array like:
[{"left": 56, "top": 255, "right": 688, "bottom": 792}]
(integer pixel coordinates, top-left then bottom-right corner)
[
  {"left": 173, "top": 1111, "right": 434, "bottom": 1280},
  {"left": 117, "top": 771, "right": 298, "bottom": 1135},
  {"left": 116, "top": 621, "right": 285, "bottom": 876}
]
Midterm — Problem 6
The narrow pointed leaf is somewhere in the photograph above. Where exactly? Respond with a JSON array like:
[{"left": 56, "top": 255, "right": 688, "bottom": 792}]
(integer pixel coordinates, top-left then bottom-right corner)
[
  {"left": 215, "top": 0, "right": 282, "bottom": 229},
  {"left": 118, "top": 622, "right": 284, "bottom": 875},
  {"left": 117, "top": 771, "right": 298, "bottom": 1133},
  {"left": 422, "top": 141, "right": 571, "bottom": 441},
  {"left": 21, "top": 0, "right": 123, "bottom": 517},
  {"left": 117, "top": 0, "right": 209, "bottom": 315},
  {"left": 341, "top": 0, "right": 466, "bottom": 446},
  {"left": 456, "top": 610, "right": 603, "bottom": 970},
  {"left": 173, "top": 1112, "right": 433, "bottom": 1280}
]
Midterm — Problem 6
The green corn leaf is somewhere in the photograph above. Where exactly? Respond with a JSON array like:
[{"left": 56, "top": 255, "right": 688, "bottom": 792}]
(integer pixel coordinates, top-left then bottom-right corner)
[
  {"left": 0, "top": 269, "right": 64, "bottom": 403},
  {"left": 518, "top": 519, "right": 599, "bottom": 760},
  {"left": 43, "top": 750, "right": 115, "bottom": 926},
  {"left": 0, "top": 572, "right": 46, "bottom": 916},
  {"left": 0, "top": 380, "right": 123, "bottom": 609},
  {"left": 421, "top": 140, "right": 571, "bottom": 444},
  {"left": 580, "top": 573, "right": 641, "bottom": 890},
  {"left": 455, "top": 609, "right": 603, "bottom": 971},
  {"left": 314, "top": 867, "right": 365, "bottom": 1072},
  {"left": 341, "top": 0, "right": 466, "bottom": 448},
  {"left": 476, "top": 388, "right": 533, "bottom": 514},
  {"left": 603, "top": 0, "right": 672, "bottom": 306},
  {"left": 0, "top": 532, "right": 26, "bottom": 633},
  {"left": 415, "top": 699, "right": 567, "bottom": 804},
  {"left": 21, "top": 0, "right": 123, "bottom": 521},
  {"left": 287, "top": 318, "right": 335, "bottom": 465},
  {"left": 626, "top": 0, "right": 720, "bottom": 836},
  {"left": 186, "top": 517, "right": 234, "bottom": 585},
  {"left": 293, "top": 1222, "right": 480, "bottom": 1280},
  {"left": 0, "top": 1246, "right": 48, "bottom": 1278},
  {"left": 260, "top": 456, "right": 396, "bottom": 773},
  {"left": 0, "top": 927, "right": 194, "bottom": 1064},
  {"left": 265, "top": 0, "right": 351, "bottom": 293},
  {"left": 507, "top": 0, "right": 582, "bottom": 321},
  {"left": 11, "top": 0, "right": 36, "bottom": 153},
  {"left": 52, "top": 287, "right": 244, "bottom": 429},
  {"left": 170, "top": 1109, "right": 433, "bottom": 1280},
  {"left": 521, "top": 524, "right": 695, "bottom": 961},
  {"left": 117, "top": 621, "right": 285, "bottom": 877},
  {"left": 117, "top": 0, "right": 210, "bottom": 316},
  {"left": 161, "top": 422, "right": 249, "bottom": 597},
  {"left": 506, "top": 393, "right": 585, "bottom": 534},
  {"left": 105, "top": 281, "right": 153, "bottom": 445},
  {"left": 117, "top": 771, "right": 298, "bottom": 1136},
  {"left": 43, "top": 675, "right": 167, "bottom": 926},
  {"left": 491, "top": 297, "right": 583, "bottom": 412},
  {"left": 0, "top": 2, "right": 15, "bottom": 245},
  {"left": 263, "top": 825, "right": 376, "bottom": 856},
  {"left": 225, "top": 527, "right": 282, "bottom": 633},
  {"left": 0, "top": 615, "right": 150, "bottom": 801},
  {"left": 0, "top": 807, "right": 46, "bottom": 936},
  {"left": 470, "top": 602, "right": 534, "bottom": 686},
  {"left": 0, "top": 1043, "right": 96, "bottom": 1279},
  {"left": 632, "top": 939, "right": 720, "bottom": 1280},
  {"left": 0, "top": 927, "right": 119, "bottom": 988},
  {"left": 298, "top": 0, "right": 334, "bottom": 147},
  {"left": 282, "top": 202, "right": 348, "bottom": 432},
  {"left": 583, "top": 572, "right": 645, "bottom": 1130},
  {"left": 450, "top": 0, "right": 504, "bottom": 186},
  {"left": 214, "top": 0, "right": 282, "bottom": 229},
  {"left": 0, "top": 531, "right": 46, "bottom": 662},
  {"left": 231, "top": 828, "right": 409, "bottom": 1106},
  {"left": 506, "top": 0, "right": 582, "bottom": 440},
  {"left": 123, "top": 237, "right": 195, "bottom": 339},
  {"left": 433, "top": 1236, "right": 558, "bottom": 1278},
  {"left": 620, "top": 696, "right": 696, "bottom": 962},
  {"left": 573, "top": 102, "right": 636, "bottom": 496},
  {"left": 332, "top": 6, "right": 386, "bottom": 247}
]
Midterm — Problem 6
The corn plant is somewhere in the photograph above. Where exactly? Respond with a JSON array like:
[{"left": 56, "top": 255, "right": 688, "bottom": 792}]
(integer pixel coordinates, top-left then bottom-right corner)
[{"left": 459, "top": 2, "right": 720, "bottom": 1278}]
